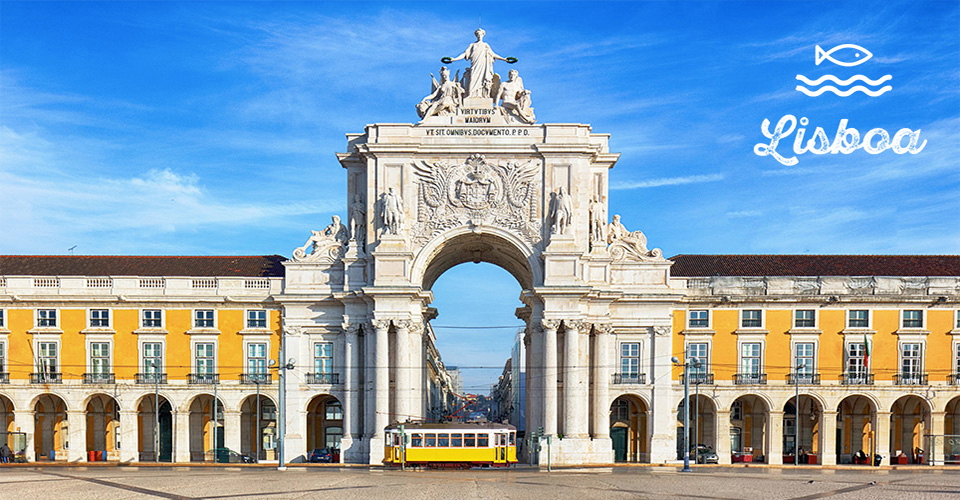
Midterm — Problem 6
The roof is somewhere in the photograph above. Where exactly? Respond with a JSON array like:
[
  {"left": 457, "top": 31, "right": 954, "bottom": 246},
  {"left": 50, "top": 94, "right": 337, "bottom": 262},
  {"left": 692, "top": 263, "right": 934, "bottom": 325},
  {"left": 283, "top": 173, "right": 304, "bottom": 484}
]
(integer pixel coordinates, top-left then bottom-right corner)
[
  {"left": 0, "top": 255, "right": 286, "bottom": 278},
  {"left": 669, "top": 255, "right": 960, "bottom": 278}
]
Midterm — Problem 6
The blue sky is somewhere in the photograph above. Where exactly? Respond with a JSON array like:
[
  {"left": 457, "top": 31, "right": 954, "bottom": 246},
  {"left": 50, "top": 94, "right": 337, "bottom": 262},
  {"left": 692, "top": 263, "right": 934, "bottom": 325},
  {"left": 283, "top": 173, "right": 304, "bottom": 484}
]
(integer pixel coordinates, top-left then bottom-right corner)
[{"left": 2, "top": 1, "right": 958, "bottom": 392}]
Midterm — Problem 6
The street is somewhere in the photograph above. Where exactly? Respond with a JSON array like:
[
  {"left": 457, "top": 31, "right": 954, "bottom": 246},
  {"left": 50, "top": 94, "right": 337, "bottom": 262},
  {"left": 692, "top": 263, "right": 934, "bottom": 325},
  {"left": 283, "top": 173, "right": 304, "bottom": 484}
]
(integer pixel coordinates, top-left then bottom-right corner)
[{"left": 1, "top": 466, "right": 958, "bottom": 499}]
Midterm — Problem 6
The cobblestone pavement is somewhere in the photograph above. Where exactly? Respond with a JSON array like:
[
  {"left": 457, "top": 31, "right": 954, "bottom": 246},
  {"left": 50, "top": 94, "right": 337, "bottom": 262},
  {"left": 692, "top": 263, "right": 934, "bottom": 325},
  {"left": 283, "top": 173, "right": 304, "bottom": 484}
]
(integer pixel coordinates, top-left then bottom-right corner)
[{"left": 1, "top": 466, "right": 958, "bottom": 499}]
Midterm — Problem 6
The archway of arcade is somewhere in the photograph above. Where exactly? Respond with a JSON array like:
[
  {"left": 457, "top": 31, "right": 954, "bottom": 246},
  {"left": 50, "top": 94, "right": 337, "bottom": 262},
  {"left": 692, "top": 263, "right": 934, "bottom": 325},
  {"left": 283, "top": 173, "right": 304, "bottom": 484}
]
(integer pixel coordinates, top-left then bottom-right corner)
[
  {"left": 84, "top": 394, "right": 119, "bottom": 461},
  {"left": 137, "top": 394, "right": 173, "bottom": 462},
  {"left": 782, "top": 395, "right": 822, "bottom": 464},
  {"left": 675, "top": 395, "right": 716, "bottom": 462},
  {"left": 241, "top": 394, "right": 277, "bottom": 461},
  {"left": 889, "top": 395, "right": 930, "bottom": 464},
  {"left": 188, "top": 394, "right": 225, "bottom": 462},
  {"left": 611, "top": 395, "right": 649, "bottom": 462},
  {"left": 34, "top": 394, "right": 67, "bottom": 461},
  {"left": 306, "top": 394, "right": 342, "bottom": 459},
  {"left": 836, "top": 395, "right": 877, "bottom": 465}
]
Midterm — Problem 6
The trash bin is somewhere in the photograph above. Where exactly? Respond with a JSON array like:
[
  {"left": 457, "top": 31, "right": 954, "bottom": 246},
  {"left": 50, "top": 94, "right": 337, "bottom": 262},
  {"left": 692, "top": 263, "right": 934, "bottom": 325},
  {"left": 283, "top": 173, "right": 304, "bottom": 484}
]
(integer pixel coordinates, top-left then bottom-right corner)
[
  {"left": 88, "top": 451, "right": 96, "bottom": 462},
  {"left": 49, "top": 450, "right": 56, "bottom": 461},
  {"left": 874, "top": 454, "right": 883, "bottom": 466},
  {"left": 96, "top": 451, "right": 105, "bottom": 461}
]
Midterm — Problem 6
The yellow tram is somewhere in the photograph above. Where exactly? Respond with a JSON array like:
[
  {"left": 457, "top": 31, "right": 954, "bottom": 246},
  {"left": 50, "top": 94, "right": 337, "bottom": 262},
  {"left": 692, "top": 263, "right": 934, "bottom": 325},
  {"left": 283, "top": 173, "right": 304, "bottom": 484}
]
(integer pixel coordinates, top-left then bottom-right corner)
[{"left": 384, "top": 422, "right": 518, "bottom": 468}]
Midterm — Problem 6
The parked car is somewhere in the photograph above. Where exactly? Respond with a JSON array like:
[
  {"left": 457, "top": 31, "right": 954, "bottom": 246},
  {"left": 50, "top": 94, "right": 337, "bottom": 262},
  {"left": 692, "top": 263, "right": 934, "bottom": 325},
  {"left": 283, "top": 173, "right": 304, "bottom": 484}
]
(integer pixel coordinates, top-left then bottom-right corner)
[
  {"left": 206, "top": 448, "right": 256, "bottom": 464},
  {"left": 309, "top": 448, "right": 337, "bottom": 463},
  {"left": 695, "top": 444, "right": 719, "bottom": 464}
]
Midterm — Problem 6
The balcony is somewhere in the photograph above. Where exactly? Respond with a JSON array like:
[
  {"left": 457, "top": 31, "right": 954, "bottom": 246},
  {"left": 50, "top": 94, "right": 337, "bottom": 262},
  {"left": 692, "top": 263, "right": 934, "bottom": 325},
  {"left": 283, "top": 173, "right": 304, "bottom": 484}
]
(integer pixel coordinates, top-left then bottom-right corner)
[
  {"left": 612, "top": 373, "right": 646, "bottom": 384},
  {"left": 83, "top": 373, "right": 115, "bottom": 384},
  {"left": 136, "top": 372, "right": 167, "bottom": 384},
  {"left": 950, "top": 374, "right": 960, "bottom": 385},
  {"left": 734, "top": 373, "right": 767, "bottom": 385},
  {"left": 0, "top": 373, "right": 8, "bottom": 384},
  {"left": 680, "top": 373, "right": 714, "bottom": 385},
  {"left": 895, "top": 373, "right": 928, "bottom": 386},
  {"left": 188, "top": 373, "right": 220, "bottom": 385},
  {"left": 240, "top": 373, "right": 272, "bottom": 385},
  {"left": 787, "top": 373, "right": 821, "bottom": 385},
  {"left": 31, "top": 372, "right": 62, "bottom": 384},
  {"left": 841, "top": 373, "right": 874, "bottom": 385},
  {"left": 306, "top": 373, "right": 340, "bottom": 385}
]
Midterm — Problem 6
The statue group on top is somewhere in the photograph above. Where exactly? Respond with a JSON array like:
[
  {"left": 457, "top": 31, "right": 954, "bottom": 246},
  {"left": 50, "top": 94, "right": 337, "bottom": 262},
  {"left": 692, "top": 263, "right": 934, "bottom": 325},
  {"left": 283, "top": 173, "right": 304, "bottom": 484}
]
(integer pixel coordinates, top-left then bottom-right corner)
[{"left": 417, "top": 29, "right": 536, "bottom": 124}]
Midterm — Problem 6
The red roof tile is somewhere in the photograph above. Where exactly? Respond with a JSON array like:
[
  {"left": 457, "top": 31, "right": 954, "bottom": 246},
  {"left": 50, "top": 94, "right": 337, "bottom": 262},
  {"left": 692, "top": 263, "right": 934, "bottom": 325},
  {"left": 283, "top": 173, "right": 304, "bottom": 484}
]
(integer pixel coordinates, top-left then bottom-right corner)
[
  {"left": 669, "top": 255, "right": 960, "bottom": 277},
  {"left": 0, "top": 255, "right": 286, "bottom": 277}
]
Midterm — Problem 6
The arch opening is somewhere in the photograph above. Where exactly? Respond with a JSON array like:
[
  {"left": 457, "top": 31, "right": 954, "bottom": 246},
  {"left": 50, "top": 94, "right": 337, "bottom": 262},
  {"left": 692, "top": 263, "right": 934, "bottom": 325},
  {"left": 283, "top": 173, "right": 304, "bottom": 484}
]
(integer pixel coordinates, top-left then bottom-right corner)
[
  {"left": 85, "top": 394, "right": 120, "bottom": 461},
  {"left": 306, "top": 395, "right": 342, "bottom": 462},
  {"left": 241, "top": 394, "right": 276, "bottom": 461},
  {"left": 138, "top": 395, "right": 172, "bottom": 462},
  {"left": 188, "top": 395, "right": 225, "bottom": 462},
  {"left": 782, "top": 395, "right": 822, "bottom": 464},
  {"left": 676, "top": 395, "right": 716, "bottom": 462},
  {"left": 836, "top": 395, "right": 877, "bottom": 465},
  {"left": 417, "top": 228, "right": 538, "bottom": 291},
  {"left": 611, "top": 395, "right": 648, "bottom": 463},
  {"left": 34, "top": 394, "right": 67, "bottom": 461},
  {"left": 889, "top": 395, "right": 930, "bottom": 464}
]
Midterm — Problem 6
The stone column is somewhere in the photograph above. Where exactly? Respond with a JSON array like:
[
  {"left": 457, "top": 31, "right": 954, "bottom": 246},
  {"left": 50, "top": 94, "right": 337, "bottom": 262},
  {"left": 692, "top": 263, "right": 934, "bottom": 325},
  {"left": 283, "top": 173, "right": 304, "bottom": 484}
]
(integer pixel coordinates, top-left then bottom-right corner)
[
  {"left": 542, "top": 319, "right": 559, "bottom": 436},
  {"left": 524, "top": 327, "right": 536, "bottom": 446},
  {"left": 563, "top": 321, "right": 587, "bottom": 438},
  {"left": 875, "top": 411, "right": 891, "bottom": 464},
  {"left": 15, "top": 409, "right": 35, "bottom": 461},
  {"left": 67, "top": 410, "right": 86, "bottom": 462},
  {"left": 820, "top": 410, "right": 838, "bottom": 465},
  {"left": 716, "top": 410, "right": 732, "bottom": 464},
  {"left": 118, "top": 410, "right": 138, "bottom": 462},
  {"left": 373, "top": 320, "right": 390, "bottom": 440},
  {"left": 931, "top": 411, "right": 946, "bottom": 464},
  {"left": 174, "top": 409, "right": 191, "bottom": 463},
  {"left": 342, "top": 323, "right": 359, "bottom": 441},
  {"left": 408, "top": 322, "right": 424, "bottom": 420},
  {"left": 394, "top": 320, "right": 411, "bottom": 422},
  {"left": 768, "top": 410, "right": 784, "bottom": 465},
  {"left": 224, "top": 410, "right": 241, "bottom": 454},
  {"left": 363, "top": 323, "right": 378, "bottom": 441},
  {"left": 649, "top": 325, "right": 676, "bottom": 463},
  {"left": 592, "top": 324, "right": 612, "bottom": 439}
]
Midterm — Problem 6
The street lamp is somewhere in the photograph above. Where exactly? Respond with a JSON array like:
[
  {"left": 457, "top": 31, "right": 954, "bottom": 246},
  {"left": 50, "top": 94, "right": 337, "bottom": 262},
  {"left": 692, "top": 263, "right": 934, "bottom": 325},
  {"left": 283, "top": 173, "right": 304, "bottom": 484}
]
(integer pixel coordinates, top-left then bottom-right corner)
[
  {"left": 672, "top": 354, "right": 701, "bottom": 473},
  {"left": 269, "top": 355, "right": 295, "bottom": 471},
  {"left": 150, "top": 360, "right": 160, "bottom": 463},
  {"left": 794, "top": 360, "right": 806, "bottom": 466}
]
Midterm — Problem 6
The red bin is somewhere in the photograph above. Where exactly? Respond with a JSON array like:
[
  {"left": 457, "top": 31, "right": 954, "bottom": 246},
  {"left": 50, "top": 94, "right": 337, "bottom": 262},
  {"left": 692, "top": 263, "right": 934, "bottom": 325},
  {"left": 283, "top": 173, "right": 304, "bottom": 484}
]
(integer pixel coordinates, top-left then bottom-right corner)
[{"left": 88, "top": 451, "right": 96, "bottom": 462}]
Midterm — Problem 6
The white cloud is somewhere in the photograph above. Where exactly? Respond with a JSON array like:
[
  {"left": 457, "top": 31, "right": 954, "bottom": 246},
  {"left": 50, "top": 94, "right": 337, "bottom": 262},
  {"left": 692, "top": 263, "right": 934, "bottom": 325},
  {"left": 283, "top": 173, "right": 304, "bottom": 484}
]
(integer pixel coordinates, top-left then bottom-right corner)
[{"left": 611, "top": 173, "right": 724, "bottom": 190}]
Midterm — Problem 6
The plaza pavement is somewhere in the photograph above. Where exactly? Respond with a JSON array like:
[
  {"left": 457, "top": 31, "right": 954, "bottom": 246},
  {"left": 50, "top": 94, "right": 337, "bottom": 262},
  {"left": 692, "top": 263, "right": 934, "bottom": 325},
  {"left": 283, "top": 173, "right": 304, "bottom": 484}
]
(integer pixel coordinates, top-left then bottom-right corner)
[{"left": 0, "top": 465, "right": 958, "bottom": 499}]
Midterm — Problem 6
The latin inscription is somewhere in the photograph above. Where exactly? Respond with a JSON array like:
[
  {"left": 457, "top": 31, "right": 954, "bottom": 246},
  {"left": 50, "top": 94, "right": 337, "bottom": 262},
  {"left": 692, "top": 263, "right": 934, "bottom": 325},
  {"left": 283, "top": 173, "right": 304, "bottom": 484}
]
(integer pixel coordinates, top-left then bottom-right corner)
[{"left": 425, "top": 128, "right": 531, "bottom": 136}]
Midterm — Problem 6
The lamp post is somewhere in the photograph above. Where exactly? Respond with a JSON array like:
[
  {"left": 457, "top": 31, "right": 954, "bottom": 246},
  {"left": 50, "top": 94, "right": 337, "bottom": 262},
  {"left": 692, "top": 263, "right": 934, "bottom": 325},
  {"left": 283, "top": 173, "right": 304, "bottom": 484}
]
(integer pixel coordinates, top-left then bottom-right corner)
[
  {"left": 795, "top": 361, "right": 806, "bottom": 466},
  {"left": 151, "top": 360, "right": 160, "bottom": 463},
  {"left": 672, "top": 355, "right": 699, "bottom": 472},
  {"left": 270, "top": 343, "right": 295, "bottom": 471}
]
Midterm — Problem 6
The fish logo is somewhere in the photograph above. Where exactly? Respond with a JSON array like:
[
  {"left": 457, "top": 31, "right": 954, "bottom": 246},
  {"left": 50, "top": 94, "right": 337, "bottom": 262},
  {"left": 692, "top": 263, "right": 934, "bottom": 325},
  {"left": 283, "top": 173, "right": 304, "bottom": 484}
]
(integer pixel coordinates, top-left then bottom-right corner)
[{"left": 815, "top": 44, "right": 872, "bottom": 67}]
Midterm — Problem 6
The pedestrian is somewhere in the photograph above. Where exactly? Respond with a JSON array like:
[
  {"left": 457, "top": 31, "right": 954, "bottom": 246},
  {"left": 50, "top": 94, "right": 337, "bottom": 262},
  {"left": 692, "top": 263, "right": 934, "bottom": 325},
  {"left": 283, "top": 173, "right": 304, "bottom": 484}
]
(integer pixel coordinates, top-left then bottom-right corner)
[{"left": 0, "top": 443, "right": 12, "bottom": 463}]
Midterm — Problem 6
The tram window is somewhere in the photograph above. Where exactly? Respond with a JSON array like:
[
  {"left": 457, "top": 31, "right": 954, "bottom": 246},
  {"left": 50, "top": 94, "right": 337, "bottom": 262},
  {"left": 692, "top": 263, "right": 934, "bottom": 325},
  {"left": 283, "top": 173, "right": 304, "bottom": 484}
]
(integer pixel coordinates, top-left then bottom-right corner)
[
  {"left": 438, "top": 433, "right": 450, "bottom": 447},
  {"left": 452, "top": 433, "right": 463, "bottom": 447},
  {"left": 425, "top": 433, "right": 436, "bottom": 447},
  {"left": 464, "top": 433, "right": 476, "bottom": 447},
  {"left": 478, "top": 434, "right": 489, "bottom": 447},
  {"left": 411, "top": 433, "right": 422, "bottom": 447},
  {"left": 510, "top": 432, "right": 516, "bottom": 445},
  {"left": 500, "top": 434, "right": 508, "bottom": 446}
]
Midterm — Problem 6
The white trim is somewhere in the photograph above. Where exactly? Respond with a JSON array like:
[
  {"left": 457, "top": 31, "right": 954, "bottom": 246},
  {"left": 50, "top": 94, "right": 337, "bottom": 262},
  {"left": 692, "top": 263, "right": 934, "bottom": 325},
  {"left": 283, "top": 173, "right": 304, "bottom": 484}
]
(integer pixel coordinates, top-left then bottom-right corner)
[
  {"left": 190, "top": 337, "right": 219, "bottom": 375},
  {"left": 845, "top": 309, "right": 871, "bottom": 329},
  {"left": 240, "top": 308, "right": 272, "bottom": 335},
  {"left": 0, "top": 337, "right": 7, "bottom": 373},
  {"left": 684, "top": 339, "right": 712, "bottom": 374},
  {"left": 139, "top": 308, "right": 165, "bottom": 330},
  {"left": 739, "top": 309, "right": 765, "bottom": 330},
  {"left": 242, "top": 338, "right": 271, "bottom": 375},
  {"left": 900, "top": 309, "right": 925, "bottom": 329},
  {"left": 792, "top": 308, "right": 818, "bottom": 330},
  {"left": 687, "top": 309, "right": 711, "bottom": 330},
  {"left": 736, "top": 338, "right": 765, "bottom": 375},
  {"left": 0, "top": 307, "right": 7, "bottom": 333},
  {"left": 897, "top": 339, "right": 926, "bottom": 379},
  {"left": 35, "top": 308, "right": 59, "bottom": 328},
  {"left": 85, "top": 336, "right": 114, "bottom": 374},
  {"left": 33, "top": 335, "right": 62, "bottom": 374},
  {"left": 188, "top": 308, "right": 220, "bottom": 334},
  {"left": 138, "top": 337, "right": 166, "bottom": 374},
  {"left": 790, "top": 338, "right": 818, "bottom": 373}
]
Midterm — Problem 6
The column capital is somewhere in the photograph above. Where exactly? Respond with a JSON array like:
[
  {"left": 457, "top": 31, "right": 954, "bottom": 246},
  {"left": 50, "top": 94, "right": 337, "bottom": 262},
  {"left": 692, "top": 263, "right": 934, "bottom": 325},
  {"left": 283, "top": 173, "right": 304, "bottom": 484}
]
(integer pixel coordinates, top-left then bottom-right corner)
[
  {"left": 341, "top": 323, "right": 361, "bottom": 336},
  {"left": 394, "top": 319, "right": 412, "bottom": 332},
  {"left": 282, "top": 325, "right": 302, "bottom": 336},
  {"left": 652, "top": 325, "right": 671, "bottom": 337},
  {"left": 563, "top": 319, "right": 583, "bottom": 332},
  {"left": 577, "top": 321, "right": 592, "bottom": 335},
  {"left": 594, "top": 323, "right": 613, "bottom": 335},
  {"left": 370, "top": 319, "right": 391, "bottom": 331},
  {"left": 541, "top": 319, "right": 561, "bottom": 331}
]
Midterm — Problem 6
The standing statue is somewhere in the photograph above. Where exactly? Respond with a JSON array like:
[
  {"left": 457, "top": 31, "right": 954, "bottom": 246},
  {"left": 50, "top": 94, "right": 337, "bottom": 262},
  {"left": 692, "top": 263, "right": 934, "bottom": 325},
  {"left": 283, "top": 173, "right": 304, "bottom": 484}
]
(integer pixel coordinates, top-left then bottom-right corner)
[
  {"left": 445, "top": 28, "right": 515, "bottom": 98},
  {"left": 416, "top": 66, "right": 465, "bottom": 119},
  {"left": 589, "top": 197, "right": 605, "bottom": 243},
  {"left": 496, "top": 69, "right": 536, "bottom": 124},
  {"left": 549, "top": 187, "right": 572, "bottom": 235},
  {"left": 349, "top": 193, "right": 366, "bottom": 247},
  {"left": 292, "top": 215, "right": 348, "bottom": 262},
  {"left": 381, "top": 187, "right": 404, "bottom": 235}
]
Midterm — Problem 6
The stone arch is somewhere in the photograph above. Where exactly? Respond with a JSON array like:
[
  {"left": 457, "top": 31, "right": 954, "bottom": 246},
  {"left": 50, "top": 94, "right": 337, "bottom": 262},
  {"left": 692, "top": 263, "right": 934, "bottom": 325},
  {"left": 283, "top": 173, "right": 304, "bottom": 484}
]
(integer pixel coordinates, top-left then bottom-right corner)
[
  {"left": 29, "top": 391, "right": 71, "bottom": 412},
  {"left": 676, "top": 392, "right": 718, "bottom": 462},
  {"left": 34, "top": 393, "right": 68, "bottom": 461},
  {"left": 187, "top": 394, "right": 225, "bottom": 462},
  {"left": 781, "top": 393, "right": 823, "bottom": 463},
  {"left": 836, "top": 394, "right": 878, "bottom": 464},
  {"left": 84, "top": 394, "right": 120, "bottom": 461},
  {"left": 610, "top": 394, "right": 648, "bottom": 462},
  {"left": 240, "top": 394, "right": 277, "bottom": 461},
  {"left": 0, "top": 393, "right": 14, "bottom": 440},
  {"left": 413, "top": 225, "right": 541, "bottom": 290},
  {"left": 137, "top": 393, "right": 172, "bottom": 462},
  {"left": 729, "top": 394, "right": 770, "bottom": 461},
  {"left": 306, "top": 394, "right": 343, "bottom": 459},
  {"left": 889, "top": 395, "right": 931, "bottom": 464}
]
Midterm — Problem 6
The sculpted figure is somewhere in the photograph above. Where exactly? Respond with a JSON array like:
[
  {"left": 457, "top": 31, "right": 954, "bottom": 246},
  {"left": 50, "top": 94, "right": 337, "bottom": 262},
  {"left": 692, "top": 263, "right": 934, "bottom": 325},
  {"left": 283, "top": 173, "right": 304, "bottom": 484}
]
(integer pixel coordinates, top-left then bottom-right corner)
[
  {"left": 293, "top": 215, "right": 347, "bottom": 261},
  {"left": 349, "top": 193, "right": 366, "bottom": 246},
  {"left": 496, "top": 69, "right": 535, "bottom": 124},
  {"left": 549, "top": 187, "right": 572, "bottom": 235},
  {"left": 417, "top": 66, "right": 464, "bottom": 119},
  {"left": 589, "top": 197, "right": 605, "bottom": 243},
  {"left": 381, "top": 187, "right": 404, "bottom": 235},
  {"left": 607, "top": 214, "right": 663, "bottom": 261},
  {"left": 447, "top": 28, "right": 512, "bottom": 98}
]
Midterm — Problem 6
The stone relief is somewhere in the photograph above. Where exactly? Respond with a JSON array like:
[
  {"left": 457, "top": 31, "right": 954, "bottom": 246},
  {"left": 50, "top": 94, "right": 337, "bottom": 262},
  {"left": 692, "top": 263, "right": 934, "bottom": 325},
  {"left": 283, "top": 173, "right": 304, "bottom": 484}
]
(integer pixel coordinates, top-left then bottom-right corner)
[
  {"left": 549, "top": 187, "right": 572, "bottom": 236},
  {"left": 794, "top": 278, "right": 820, "bottom": 294},
  {"left": 652, "top": 326, "right": 671, "bottom": 337},
  {"left": 412, "top": 154, "right": 542, "bottom": 245},
  {"left": 901, "top": 277, "right": 928, "bottom": 293},
  {"left": 845, "top": 277, "right": 876, "bottom": 294},
  {"left": 380, "top": 188, "right": 404, "bottom": 236},
  {"left": 593, "top": 324, "right": 613, "bottom": 335},
  {"left": 541, "top": 319, "right": 561, "bottom": 331},
  {"left": 742, "top": 278, "right": 768, "bottom": 295},
  {"left": 606, "top": 214, "right": 663, "bottom": 261},
  {"left": 292, "top": 215, "right": 348, "bottom": 262},
  {"left": 282, "top": 325, "right": 302, "bottom": 337}
]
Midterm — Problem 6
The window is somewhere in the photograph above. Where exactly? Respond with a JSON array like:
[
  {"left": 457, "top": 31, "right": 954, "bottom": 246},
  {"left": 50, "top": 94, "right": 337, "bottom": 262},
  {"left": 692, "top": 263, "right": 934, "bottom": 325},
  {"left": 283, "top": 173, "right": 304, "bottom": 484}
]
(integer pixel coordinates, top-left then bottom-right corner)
[
  {"left": 620, "top": 342, "right": 640, "bottom": 379},
  {"left": 0, "top": 343, "right": 5, "bottom": 373},
  {"left": 956, "top": 311, "right": 960, "bottom": 329},
  {"left": 247, "top": 310, "right": 267, "bottom": 329},
  {"left": 142, "top": 309, "right": 162, "bottom": 328},
  {"left": 795, "top": 342, "right": 815, "bottom": 375},
  {"left": 0, "top": 309, "right": 4, "bottom": 328},
  {"left": 846, "top": 343, "right": 868, "bottom": 378},
  {"left": 478, "top": 434, "right": 489, "bottom": 447},
  {"left": 143, "top": 342, "right": 163, "bottom": 373},
  {"left": 464, "top": 434, "right": 476, "bottom": 447},
  {"left": 194, "top": 310, "right": 214, "bottom": 328},
  {"left": 90, "top": 342, "right": 110, "bottom": 374},
  {"left": 90, "top": 309, "right": 110, "bottom": 328},
  {"left": 247, "top": 342, "right": 267, "bottom": 374},
  {"left": 741, "top": 310, "right": 762, "bottom": 328},
  {"left": 37, "top": 309, "right": 57, "bottom": 327},
  {"left": 314, "top": 342, "right": 333, "bottom": 374},
  {"left": 195, "top": 342, "right": 216, "bottom": 374},
  {"left": 903, "top": 310, "right": 923, "bottom": 328},
  {"left": 688, "top": 310, "right": 708, "bottom": 328},
  {"left": 38, "top": 342, "right": 58, "bottom": 373},
  {"left": 794, "top": 310, "right": 815, "bottom": 328},
  {"left": 848, "top": 310, "right": 869, "bottom": 328},
  {"left": 425, "top": 434, "right": 436, "bottom": 447},
  {"left": 740, "top": 343, "right": 762, "bottom": 376},
  {"left": 731, "top": 401, "right": 743, "bottom": 421},
  {"left": 900, "top": 343, "right": 923, "bottom": 381},
  {"left": 325, "top": 427, "right": 342, "bottom": 449},
  {"left": 687, "top": 343, "right": 709, "bottom": 378},
  {"left": 325, "top": 401, "right": 343, "bottom": 420},
  {"left": 438, "top": 433, "right": 450, "bottom": 447},
  {"left": 956, "top": 343, "right": 960, "bottom": 376},
  {"left": 411, "top": 434, "right": 423, "bottom": 447}
]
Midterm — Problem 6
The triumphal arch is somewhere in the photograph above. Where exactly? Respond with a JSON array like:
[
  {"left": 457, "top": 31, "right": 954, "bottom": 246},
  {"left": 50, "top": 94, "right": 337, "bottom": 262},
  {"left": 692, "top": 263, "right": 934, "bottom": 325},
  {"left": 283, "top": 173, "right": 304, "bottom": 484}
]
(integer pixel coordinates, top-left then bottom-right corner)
[{"left": 279, "top": 29, "right": 681, "bottom": 465}]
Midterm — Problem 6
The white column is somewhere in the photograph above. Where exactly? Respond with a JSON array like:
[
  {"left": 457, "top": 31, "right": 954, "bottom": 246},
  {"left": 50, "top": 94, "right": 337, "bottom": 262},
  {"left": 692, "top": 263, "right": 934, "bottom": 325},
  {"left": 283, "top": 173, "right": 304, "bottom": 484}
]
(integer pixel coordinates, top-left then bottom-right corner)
[
  {"left": 394, "top": 320, "right": 411, "bottom": 422},
  {"left": 409, "top": 323, "right": 424, "bottom": 420},
  {"left": 363, "top": 323, "right": 377, "bottom": 440},
  {"left": 524, "top": 330, "right": 534, "bottom": 437},
  {"left": 875, "top": 411, "right": 891, "bottom": 464},
  {"left": 593, "top": 324, "right": 612, "bottom": 439},
  {"left": 649, "top": 326, "right": 676, "bottom": 464},
  {"left": 716, "top": 410, "right": 732, "bottom": 464},
  {"left": 343, "top": 324, "right": 359, "bottom": 440},
  {"left": 67, "top": 410, "right": 86, "bottom": 462},
  {"left": 542, "top": 319, "right": 559, "bottom": 436},
  {"left": 932, "top": 411, "right": 946, "bottom": 464},
  {"left": 820, "top": 410, "right": 838, "bottom": 465},
  {"left": 768, "top": 410, "right": 784, "bottom": 465},
  {"left": 174, "top": 409, "right": 190, "bottom": 463},
  {"left": 15, "top": 409, "right": 35, "bottom": 461},
  {"left": 564, "top": 321, "right": 587, "bottom": 438},
  {"left": 118, "top": 410, "right": 138, "bottom": 462},
  {"left": 224, "top": 410, "right": 241, "bottom": 454},
  {"left": 373, "top": 319, "right": 390, "bottom": 439}
]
